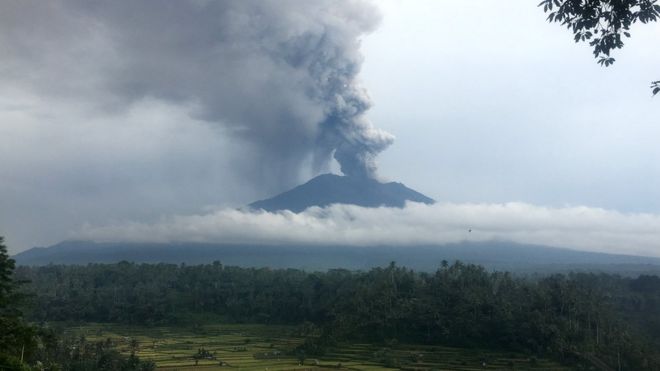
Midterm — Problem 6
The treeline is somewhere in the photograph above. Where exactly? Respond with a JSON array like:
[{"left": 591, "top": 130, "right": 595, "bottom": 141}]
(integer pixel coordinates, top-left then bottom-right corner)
[
  {"left": 1, "top": 237, "right": 155, "bottom": 371},
  {"left": 14, "top": 261, "right": 660, "bottom": 369}
]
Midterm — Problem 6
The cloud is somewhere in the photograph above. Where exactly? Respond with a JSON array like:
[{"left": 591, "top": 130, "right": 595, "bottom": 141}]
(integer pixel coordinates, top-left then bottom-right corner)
[
  {"left": 0, "top": 0, "right": 391, "bottom": 188},
  {"left": 0, "top": 0, "right": 392, "bottom": 253},
  {"left": 78, "top": 202, "right": 660, "bottom": 258},
  {"left": 2, "top": 0, "right": 659, "bottom": 256}
]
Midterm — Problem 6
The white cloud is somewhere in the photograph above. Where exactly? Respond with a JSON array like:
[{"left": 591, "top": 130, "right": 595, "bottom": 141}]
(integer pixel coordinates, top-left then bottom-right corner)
[{"left": 78, "top": 202, "right": 660, "bottom": 258}]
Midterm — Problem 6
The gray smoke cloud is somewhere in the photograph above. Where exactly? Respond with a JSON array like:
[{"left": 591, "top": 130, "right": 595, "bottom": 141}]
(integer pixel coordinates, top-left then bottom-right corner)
[{"left": 0, "top": 0, "right": 393, "bottom": 187}]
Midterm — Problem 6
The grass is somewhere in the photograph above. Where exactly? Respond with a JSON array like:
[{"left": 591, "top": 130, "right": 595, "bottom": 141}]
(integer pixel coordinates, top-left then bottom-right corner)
[{"left": 65, "top": 323, "right": 570, "bottom": 370}]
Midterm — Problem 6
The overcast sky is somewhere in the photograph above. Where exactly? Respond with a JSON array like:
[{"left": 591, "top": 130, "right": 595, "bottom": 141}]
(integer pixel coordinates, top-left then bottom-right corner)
[{"left": 1, "top": 0, "right": 659, "bottom": 256}]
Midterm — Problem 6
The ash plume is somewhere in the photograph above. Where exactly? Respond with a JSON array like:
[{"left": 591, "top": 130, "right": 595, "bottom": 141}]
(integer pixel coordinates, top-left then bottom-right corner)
[{"left": 0, "top": 0, "right": 393, "bottom": 187}]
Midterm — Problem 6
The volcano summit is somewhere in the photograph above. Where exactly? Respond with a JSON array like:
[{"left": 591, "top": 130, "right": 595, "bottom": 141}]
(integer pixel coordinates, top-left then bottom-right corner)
[{"left": 248, "top": 174, "right": 434, "bottom": 213}]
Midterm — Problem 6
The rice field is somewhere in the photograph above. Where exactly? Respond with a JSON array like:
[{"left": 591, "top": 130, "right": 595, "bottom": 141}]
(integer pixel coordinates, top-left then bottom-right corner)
[{"left": 68, "top": 323, "right": 570, "bottom": 370}]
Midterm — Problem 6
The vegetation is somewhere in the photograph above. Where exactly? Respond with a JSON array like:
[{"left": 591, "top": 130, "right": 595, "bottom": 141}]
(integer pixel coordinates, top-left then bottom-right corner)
[
  {"left": 22, "top": 333, "right": 156, "bottom": 371},
  {"left": 0, "top": 236, "right": 36, "bottom": 369},
  {"left": 13, "top": 260, "right": 660, "bottom": 370},
  {"left": 0, "top": 237, "right": 154, "bottom": 371},
  {"left": 539, "top": 0, "right": 660, "bottom": 94},
  {"left": 60, "top": 322, "right": 570, "bottom": 370}
]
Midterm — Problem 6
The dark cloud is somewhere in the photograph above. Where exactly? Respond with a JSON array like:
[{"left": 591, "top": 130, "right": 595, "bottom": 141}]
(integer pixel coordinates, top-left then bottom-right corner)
[{"left": 0, "top": 0, "right": 392, "bottom": 189}]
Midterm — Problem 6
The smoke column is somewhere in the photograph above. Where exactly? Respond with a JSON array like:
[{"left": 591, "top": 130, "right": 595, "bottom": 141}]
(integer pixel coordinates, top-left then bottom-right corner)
[{"left": 0, "top": 0, "right": 393, "bottom": 187}]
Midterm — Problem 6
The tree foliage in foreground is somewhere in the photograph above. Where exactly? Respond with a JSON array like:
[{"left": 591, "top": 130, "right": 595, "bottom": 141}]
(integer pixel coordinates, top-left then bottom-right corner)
[
  {"left": 539, "top": 0, "right": 660, "bottom": 94},
  {"left": 14, "top": 261, "right": 660, "bottom": 370},
  {"left": 1, "top": 237, "right": 154, "bottom": 371},
  {"left": 0, "top": 236, "right": 36, "bottom": 369}
]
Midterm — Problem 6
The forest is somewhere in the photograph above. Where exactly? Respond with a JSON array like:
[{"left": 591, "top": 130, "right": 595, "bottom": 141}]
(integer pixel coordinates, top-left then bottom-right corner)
[{"left": 6, "top": 259, "right": 660, "bottom": 370}]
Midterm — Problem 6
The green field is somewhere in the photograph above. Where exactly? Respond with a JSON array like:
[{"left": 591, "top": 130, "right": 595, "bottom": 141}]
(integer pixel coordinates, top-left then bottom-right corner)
[{"left": 67, "top": 323, "right": 569, "bottom": 371}]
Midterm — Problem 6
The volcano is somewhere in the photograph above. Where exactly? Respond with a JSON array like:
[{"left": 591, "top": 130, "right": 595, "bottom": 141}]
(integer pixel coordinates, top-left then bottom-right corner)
[{"left": 248, "top": 173, "right": 434, "bottom": 213}]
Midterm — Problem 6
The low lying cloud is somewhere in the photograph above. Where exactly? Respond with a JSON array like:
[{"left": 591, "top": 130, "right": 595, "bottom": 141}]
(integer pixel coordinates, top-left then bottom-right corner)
[{"left": 77, "top": 202, "right": 660, "bottom": 258}]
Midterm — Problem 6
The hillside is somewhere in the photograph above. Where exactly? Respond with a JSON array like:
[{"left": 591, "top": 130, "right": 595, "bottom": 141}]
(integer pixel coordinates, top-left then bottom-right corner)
[
  {"left": 248, "top": 173, "right": 434, "bottom": 212},
  {"left": 13, "top": 240, "right": 660, "bottom": 276}
]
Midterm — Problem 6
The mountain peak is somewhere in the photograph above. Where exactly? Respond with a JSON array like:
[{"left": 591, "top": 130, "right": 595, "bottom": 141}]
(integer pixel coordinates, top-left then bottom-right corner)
[{"left": 248, "top": 173, "right": 434, "bottom": 213}]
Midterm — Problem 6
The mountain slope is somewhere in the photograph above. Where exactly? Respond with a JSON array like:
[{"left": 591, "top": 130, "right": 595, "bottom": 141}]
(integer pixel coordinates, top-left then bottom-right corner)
[
  {"left": 13, "top": 240, "right": 660, "bottom": 276},
  {"left": 249, "top": 173, "right": 434, "bottom": 212}
]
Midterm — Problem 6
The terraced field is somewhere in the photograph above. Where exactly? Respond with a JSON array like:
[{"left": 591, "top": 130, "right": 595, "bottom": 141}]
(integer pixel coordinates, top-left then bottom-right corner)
[{"left": 70, "top": 323, "right": 570, "bottom": 370}]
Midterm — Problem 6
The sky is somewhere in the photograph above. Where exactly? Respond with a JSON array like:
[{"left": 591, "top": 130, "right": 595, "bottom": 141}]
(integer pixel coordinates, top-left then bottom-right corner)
[{"left": 1, "top": 0, "right": 660, "bottom": 256}]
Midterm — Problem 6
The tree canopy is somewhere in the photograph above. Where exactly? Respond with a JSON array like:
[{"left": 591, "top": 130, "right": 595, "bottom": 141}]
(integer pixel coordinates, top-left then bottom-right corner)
[
  {"left": 2, "top": 237, "right": 155, "bottom": 370},
  {"left": 14, "top": 261, "right": 660, "bottom": 369},
  {"left": 539, "top": 0, "right": 660, "bottom": 95},
  {"left": 0, "top": 236, "right": 17, "bottom": 311}
]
